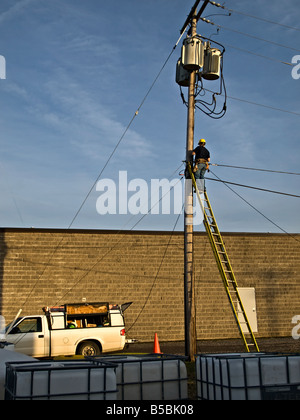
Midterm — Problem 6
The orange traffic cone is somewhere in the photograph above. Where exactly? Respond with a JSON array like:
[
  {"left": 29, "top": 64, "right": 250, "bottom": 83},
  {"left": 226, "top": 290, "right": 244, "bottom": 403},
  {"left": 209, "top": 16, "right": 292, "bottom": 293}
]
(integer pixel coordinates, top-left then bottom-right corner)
[{"left": 153, "top": 333, "right": 162, "bottom": 354}]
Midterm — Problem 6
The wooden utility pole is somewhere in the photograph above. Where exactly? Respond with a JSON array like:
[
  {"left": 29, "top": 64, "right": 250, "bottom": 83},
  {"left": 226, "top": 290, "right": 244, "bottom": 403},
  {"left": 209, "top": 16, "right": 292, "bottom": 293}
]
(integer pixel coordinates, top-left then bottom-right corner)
[
  {"left": 183, "top": 0, "right": 210, "bottom": 362},
  {"left": 184, "top": 10, "right": 198, "bottom": 362}
]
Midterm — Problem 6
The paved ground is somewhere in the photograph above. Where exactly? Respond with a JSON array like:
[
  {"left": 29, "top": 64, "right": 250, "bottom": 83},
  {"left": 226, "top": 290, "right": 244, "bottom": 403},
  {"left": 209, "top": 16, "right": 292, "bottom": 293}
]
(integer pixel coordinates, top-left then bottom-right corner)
[{"left": 126, "top": 337, "right": 300, "bottom": 356}]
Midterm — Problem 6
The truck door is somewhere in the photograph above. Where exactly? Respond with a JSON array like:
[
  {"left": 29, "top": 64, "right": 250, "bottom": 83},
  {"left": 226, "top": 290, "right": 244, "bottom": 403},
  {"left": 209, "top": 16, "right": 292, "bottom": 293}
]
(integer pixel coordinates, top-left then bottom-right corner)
[{"left": 7, "top": 316, "right": 47, "bottom": 358}]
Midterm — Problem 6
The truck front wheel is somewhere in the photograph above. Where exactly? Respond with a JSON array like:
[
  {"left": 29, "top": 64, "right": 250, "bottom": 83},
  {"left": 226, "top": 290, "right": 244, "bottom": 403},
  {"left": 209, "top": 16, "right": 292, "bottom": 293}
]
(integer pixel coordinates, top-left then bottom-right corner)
[{"left": 77, "top": 341, "right": 101, "bottom": 357}]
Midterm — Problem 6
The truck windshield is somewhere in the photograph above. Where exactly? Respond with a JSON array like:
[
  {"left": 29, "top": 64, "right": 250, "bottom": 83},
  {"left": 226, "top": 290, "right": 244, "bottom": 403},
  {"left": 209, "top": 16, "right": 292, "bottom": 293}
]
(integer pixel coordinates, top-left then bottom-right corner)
[{"left": 5, "top": 318, "right": 22, "bottom": 333}]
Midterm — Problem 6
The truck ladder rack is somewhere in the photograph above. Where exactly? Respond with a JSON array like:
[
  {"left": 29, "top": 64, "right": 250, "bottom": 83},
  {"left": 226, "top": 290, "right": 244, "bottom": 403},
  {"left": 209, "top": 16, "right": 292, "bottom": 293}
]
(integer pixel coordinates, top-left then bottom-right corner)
[{"left": 187, "top": 163, "right": 260, "bottom": 353}]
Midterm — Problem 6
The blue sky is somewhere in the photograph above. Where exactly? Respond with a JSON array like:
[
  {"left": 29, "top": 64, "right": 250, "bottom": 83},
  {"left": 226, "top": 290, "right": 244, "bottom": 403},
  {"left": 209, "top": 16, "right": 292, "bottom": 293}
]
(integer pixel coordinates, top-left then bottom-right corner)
[{"left": 0, "top": 0, "right": 299, "bottom": 233}]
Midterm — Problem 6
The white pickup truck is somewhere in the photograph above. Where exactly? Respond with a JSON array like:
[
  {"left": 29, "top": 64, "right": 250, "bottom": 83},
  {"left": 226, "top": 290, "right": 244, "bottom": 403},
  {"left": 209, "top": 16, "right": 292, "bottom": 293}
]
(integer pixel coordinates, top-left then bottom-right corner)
[{"left": 5, "top": 302, "right": 132, "bottom": 358}]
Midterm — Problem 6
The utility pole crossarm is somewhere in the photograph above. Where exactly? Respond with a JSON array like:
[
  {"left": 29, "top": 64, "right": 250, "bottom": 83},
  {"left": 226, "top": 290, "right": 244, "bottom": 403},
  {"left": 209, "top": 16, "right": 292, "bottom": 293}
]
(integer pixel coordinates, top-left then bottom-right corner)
[
  {"left": 180, "top": 0, "right": 210, "bottom": 34},
  {"left": 196, "top": 0, "right": 211, "bottom": 22}
]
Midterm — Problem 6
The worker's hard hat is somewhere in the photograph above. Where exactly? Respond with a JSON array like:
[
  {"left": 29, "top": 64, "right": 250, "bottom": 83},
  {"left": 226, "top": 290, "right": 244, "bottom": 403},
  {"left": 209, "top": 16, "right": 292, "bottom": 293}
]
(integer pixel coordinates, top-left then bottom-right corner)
[{"left": 199, "top": 139, "right": 206, "bottom": 144}]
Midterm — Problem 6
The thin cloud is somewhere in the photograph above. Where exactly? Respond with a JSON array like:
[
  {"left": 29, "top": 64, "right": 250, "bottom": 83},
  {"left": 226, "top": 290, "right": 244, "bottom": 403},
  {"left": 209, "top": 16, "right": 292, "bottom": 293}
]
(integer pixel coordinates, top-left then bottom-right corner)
[
  {"left": 40, "top": 71, "right": 155, "bottom": 162},
  {"left": 0, "top": 0, "right": 37, "bottom": 24}
]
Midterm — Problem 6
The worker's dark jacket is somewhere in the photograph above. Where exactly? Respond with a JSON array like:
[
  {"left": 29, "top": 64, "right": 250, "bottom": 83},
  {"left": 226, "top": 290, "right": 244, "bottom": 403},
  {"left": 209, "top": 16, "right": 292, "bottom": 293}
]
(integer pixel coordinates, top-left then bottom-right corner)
[{"left": 193, "top": 146, "right": 210, "bottom": 161}]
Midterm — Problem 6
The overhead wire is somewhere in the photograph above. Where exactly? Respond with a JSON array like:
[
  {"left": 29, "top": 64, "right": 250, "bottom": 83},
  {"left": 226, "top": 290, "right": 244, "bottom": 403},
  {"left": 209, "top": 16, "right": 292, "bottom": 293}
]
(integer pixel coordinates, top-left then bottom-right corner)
[
  {"left": 200, "top": 17, "right": 300, "bottom": 53},
  {"left": 226, "top": 95, "right": 300, "bottom": 117},
  {"left": 223, "top": 43, "right": 293, "bottom": 67},
  {"left": 209, "top": 169, "right": 300, "bottom": 243},
  {"left": 209, "top": 1, "right": 300, "bottom": 32},
  {"left": 190, "top": 157, "right": 300, "bottom": 197},
  {"left": 206, "top": 177, "right": 300, "bottom": 199},
  {"left": 211, "top": 163, "right": 300, "bottom": 176},
  {"left": 204, "top": 5, "right": 294, "bottom": 66}
]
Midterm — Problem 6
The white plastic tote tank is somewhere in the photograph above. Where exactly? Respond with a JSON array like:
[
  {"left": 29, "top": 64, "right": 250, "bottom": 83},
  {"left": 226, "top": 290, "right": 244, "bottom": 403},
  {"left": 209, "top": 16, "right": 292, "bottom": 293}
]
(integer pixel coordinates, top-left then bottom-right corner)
[
  {"left": 96, "top": 355, "right": 188, "bottom": 401},
  {"left": 5, "top": 360, "right": 117, "bottom": 400},
  {"left": 0, "top": 346, "right": 37, "bottom": 400},
  {"left": 196, "top": 353, "right": 300, "bottom": 401}
]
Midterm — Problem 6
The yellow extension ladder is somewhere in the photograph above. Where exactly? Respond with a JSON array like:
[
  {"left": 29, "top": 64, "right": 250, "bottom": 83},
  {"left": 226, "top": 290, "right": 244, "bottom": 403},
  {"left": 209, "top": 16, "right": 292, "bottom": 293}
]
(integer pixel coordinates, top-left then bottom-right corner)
[{"left": 187, "top": 163, "right": 260, "bottom": 353}]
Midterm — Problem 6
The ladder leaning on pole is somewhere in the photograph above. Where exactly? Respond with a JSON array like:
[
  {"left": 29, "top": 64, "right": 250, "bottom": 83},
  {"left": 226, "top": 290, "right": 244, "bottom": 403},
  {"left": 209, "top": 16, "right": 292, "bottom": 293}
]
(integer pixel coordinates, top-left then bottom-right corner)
[{"left": 187, "top": 162, "right": 260, "bottom": 353}]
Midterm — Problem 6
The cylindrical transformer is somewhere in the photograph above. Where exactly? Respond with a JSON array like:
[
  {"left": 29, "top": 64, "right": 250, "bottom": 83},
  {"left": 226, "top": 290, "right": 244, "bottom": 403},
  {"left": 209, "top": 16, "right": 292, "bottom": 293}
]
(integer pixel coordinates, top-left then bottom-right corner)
[
  {"left": 202, "top": 47, "right": 222, "bottom": 81},
  {"left": 176, "top": 58, "right": 190, "bottom": 87},
  {"left": 181, "top": 37, "right": 204, "bottom": 71}
]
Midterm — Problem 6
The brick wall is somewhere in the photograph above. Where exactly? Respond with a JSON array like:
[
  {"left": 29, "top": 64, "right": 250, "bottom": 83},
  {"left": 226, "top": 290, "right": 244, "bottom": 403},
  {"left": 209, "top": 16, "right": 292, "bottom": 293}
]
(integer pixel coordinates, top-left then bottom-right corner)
[{"left": 0, "top": 228, "right": 299, "bottom": 342}]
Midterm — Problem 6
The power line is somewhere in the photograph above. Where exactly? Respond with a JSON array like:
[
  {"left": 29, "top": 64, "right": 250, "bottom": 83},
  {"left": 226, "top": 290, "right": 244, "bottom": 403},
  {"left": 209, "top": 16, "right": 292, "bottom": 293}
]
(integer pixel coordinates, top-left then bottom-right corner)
[
  {"left": 200, "top": 18, "right": 300, "bottom": 53},
  {"left": 211, "top": 163, "right": 300, "bottom": 176},
  {"left": 209, "top": 169, "right": 300, "bottom": 242},
  {"left": 206, "top": 177, "right": 300, "bottom": 198},
  {"left": 209, "top": 1, "right": 300, "bottom": 32},
  {"left": 226, "top": 95, "right": 300, "bottom": 117},
  {"left": 224, "top": 43, "right": 292, "bottom": 67}
]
